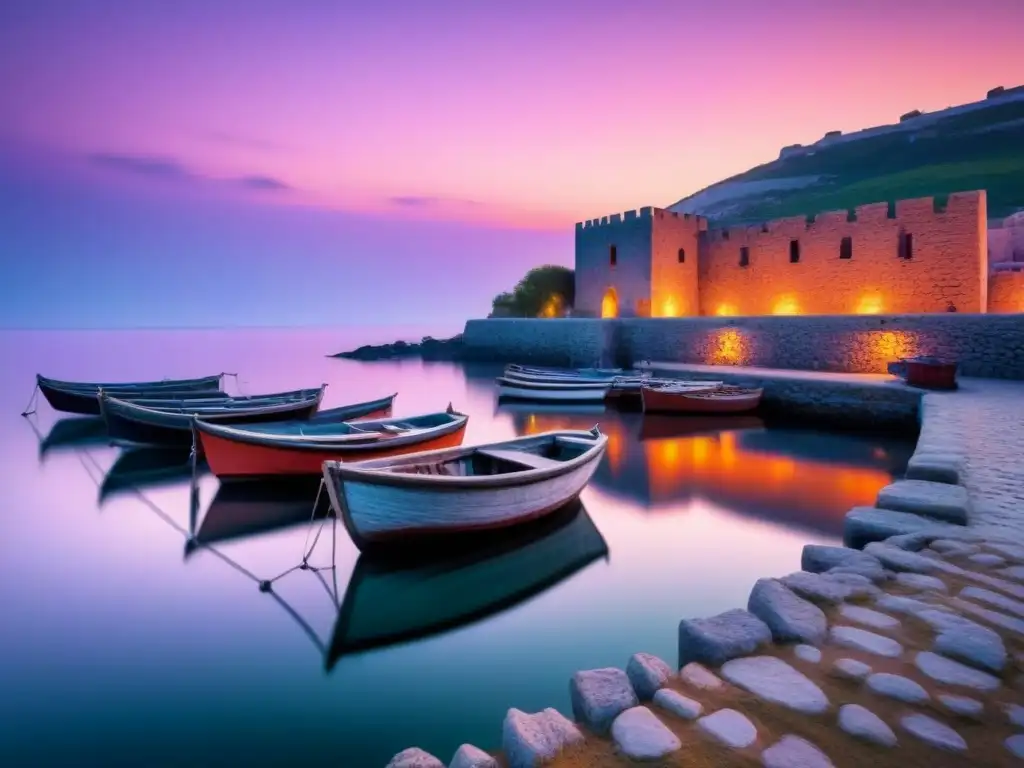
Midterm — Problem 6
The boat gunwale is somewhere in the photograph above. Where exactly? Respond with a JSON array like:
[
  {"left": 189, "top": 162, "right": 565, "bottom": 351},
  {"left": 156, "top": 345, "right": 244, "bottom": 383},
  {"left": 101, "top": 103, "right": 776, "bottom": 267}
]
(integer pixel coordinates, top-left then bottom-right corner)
[
  {"left": 193, "top": 406, "right": 468, "bottom": 452},
  {"left": 100, "top": 386, "right": 327, "bottom": 425},
  {"left": 323, "top": 428, "right": 607, "bottom": 489},
  {"left": 38, "top": 373, "right": 224, "bottom": 392}
]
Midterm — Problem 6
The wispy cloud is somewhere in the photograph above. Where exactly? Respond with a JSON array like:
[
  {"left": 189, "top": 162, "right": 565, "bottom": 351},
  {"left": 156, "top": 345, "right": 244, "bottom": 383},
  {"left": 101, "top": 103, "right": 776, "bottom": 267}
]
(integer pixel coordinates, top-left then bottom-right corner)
[
  {"left": 236, "top": 174, "right": 291, "bottom": 192},
  {"left": 88, "top": 152, "right": 291, "bottom": 194},
  {"left": 389, "top": 195, "right": 481, "bottom": 208},
  {"left": 89, "top": 153, "right": 197, "bottom": 182}
]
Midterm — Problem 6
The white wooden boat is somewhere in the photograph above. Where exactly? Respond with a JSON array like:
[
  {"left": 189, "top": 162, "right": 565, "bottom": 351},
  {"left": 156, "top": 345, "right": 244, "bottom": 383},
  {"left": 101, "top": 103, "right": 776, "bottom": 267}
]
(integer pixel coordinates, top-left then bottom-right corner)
[
  {"left": 321, "top": 427, "right": 608, "bottom": 551},
  {"left": 506, "top": 364, "right": 629, "bottom": 377},
  {"left": 501, "top": 368, "right": 649, "bottom": 386},
  {"left": 496, "top": 377, "right": 612, "bottom": 402}
]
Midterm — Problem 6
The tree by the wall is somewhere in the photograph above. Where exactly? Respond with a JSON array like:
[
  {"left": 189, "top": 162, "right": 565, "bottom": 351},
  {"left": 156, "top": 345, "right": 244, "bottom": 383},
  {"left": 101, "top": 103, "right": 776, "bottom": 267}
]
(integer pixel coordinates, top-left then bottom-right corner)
[{"left": 489, "top": 266, "right": 575, "bottom": 318}]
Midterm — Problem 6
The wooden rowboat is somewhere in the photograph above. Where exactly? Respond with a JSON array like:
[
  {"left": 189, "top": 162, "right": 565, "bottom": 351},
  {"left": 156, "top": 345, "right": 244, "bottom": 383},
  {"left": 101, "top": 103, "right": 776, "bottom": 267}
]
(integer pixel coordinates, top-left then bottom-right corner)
[
  {"left": 507, "top": 364, "right": 629, "bottom": 377},
  {"left": 641, "top": 384, "right": 764, "bottom": 414},
  {"left": 35, "top": 373, "right": 226, "bottom": 415},
  {"left": 99, "top": 386, "right": 327, "bottom": 448},
  {"left": 194, "top": 404, "right": 469, "bottom": 480},
  {"left": 321, "top": 427, "right": 608, "bottom": 551},
  {"left": 496, "top": 377, "right": 613, "bottom": 402},
  {"left": 501, "top": 368, "right": 649, "bottom": 385},
  {"left": 326, "top": 500, "right": 608, "bottom": 665}
]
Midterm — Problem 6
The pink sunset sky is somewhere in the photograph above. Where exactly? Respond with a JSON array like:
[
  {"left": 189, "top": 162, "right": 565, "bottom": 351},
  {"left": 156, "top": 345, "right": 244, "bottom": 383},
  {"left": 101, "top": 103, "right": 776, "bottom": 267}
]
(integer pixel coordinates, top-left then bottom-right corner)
[{"left": 1, "top": 0, "right": 1021, "bottom": 330}]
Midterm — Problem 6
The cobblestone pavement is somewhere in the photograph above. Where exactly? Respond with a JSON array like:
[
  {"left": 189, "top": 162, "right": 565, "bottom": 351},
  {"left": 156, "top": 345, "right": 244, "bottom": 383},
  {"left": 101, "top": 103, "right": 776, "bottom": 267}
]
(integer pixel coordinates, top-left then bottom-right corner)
[{"left": 920, "top": 378, "right": 1024, "bottom": 540}]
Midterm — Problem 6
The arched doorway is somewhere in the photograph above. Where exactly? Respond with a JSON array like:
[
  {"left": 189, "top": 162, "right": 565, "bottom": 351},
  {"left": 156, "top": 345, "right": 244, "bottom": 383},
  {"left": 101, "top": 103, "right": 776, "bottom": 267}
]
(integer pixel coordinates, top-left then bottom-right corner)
[{"left": 601, "top": 286, "right": 619, "bottom": 319}]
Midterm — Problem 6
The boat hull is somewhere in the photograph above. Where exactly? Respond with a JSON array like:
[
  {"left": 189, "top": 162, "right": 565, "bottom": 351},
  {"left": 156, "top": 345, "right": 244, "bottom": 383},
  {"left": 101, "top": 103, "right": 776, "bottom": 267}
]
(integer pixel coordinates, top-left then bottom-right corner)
[
  {"left": 641, "top": 385, "right": 762, "bottom": 414},
  {"left": 101, "top": 396, "right": 323, "bottom": 448},
  {"left": 198, "top": 420, "right": 468, "bottom": 480},
  {"left": 38, "top": 374, "right": 224, "bottom": 415},
  {"left": 326, "top": 501, "right": 607, "bottom": 664},
  {"left": 328, "top": 448, "right": 604, "bottom": 550},
  {"left": 497, "top": 384, "right": 610, "bottom": 402}
]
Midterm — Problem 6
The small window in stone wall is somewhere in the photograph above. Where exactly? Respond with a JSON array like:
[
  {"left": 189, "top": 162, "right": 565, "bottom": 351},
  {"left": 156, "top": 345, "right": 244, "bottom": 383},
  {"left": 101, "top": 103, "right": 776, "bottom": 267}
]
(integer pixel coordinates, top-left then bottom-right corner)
[
  {"left": 677, "top": 248, "right": 685, "bottom": 264},
  {"left": 789, "top": 239, "right": 801, "bottom": 263},
  {"left": 739, "top": 246, "right": 750, "bottom": 267},
  {"left": 610, "top": 245, "right": 617, "bottom": 267},
  {"left": 898, "top": 231, "right": 913, "bottom": 260},
  {"left": 840, "top": 236, "right": 853, "bottom": 259}
]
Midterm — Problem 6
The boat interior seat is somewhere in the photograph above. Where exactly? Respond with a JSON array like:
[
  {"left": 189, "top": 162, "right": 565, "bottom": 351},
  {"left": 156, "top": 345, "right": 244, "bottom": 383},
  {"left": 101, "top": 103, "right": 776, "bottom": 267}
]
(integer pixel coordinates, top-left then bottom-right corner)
[{"left": 476, "top": 448, "right": 565, "bottom": 470}]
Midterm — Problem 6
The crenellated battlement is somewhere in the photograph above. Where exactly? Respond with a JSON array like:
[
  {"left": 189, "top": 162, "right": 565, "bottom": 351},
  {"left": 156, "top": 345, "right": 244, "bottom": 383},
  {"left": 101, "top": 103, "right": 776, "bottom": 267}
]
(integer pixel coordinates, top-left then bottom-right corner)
[
  {"left": 576, "top": 206, "right": 707, "bottom": 230},
  {"left": 706, "top": 190, "right": 986, "bottom": 243}
]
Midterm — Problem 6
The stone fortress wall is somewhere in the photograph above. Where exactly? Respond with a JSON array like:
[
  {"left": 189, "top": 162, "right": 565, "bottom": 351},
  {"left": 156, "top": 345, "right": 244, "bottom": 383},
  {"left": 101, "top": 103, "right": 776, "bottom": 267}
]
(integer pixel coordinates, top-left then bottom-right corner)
[
  {"left": 701, "top": 192, "right": 987, "bottom": 316},
  {"left": 575, "top": 190, "right": 1024, "bottom": 317}
]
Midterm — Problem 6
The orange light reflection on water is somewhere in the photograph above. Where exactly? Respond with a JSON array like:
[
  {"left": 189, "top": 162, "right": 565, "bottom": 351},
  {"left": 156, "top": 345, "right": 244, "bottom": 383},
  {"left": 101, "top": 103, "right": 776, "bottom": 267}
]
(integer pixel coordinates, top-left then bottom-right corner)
[{"left": 520, "top": 413, "right": 894, "bottom": 522}]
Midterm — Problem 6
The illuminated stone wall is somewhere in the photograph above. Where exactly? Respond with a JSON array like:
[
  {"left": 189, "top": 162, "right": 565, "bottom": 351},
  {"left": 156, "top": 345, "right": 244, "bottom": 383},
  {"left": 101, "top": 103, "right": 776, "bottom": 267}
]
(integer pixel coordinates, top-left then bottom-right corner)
[
  {"left": 700, "top": 191, "right": 988, "bottom": 316},
  {"left": 462, "top": 314, "right": 1024, "bottom": 379},
  {"left": 989, "top": 271, "right": 1024, "bottom": 313}
]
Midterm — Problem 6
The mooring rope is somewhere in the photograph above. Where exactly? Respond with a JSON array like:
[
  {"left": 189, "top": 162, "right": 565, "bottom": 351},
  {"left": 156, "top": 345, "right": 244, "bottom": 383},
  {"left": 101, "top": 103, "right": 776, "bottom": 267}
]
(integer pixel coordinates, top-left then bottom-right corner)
[
  {"left": 20, "top": 382, "right": 39, "bottom": 417},
  {"left": 67, "top": 441, "right": 338, "bottom": 654}
]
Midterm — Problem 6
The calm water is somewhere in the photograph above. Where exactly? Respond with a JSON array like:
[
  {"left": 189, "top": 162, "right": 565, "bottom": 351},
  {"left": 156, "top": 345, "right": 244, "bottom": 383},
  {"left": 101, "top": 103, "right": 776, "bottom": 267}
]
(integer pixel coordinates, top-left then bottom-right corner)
[{"left": 0, "top": 329, "right": 916, "bottom": 767}]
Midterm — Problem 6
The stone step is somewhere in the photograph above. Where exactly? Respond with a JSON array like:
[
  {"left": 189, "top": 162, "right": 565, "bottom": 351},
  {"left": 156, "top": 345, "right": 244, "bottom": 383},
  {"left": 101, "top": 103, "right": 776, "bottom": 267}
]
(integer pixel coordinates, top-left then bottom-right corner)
[{"left": 876, "top": 479, "right": 971, "bottom": 525}]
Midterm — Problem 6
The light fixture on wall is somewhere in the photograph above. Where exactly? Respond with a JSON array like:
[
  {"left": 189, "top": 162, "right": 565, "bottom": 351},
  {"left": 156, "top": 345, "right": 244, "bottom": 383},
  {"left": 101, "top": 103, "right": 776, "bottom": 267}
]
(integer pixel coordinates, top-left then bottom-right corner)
[{"left": 772, "top": 296, "right": 800, "bottom": 315}]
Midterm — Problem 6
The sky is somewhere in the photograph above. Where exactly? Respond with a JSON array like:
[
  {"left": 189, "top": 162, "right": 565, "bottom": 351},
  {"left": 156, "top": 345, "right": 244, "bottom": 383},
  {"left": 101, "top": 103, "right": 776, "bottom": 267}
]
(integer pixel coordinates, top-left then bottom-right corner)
[{"left": 1, "top": 0, "right": 1022, "bottom": 331}]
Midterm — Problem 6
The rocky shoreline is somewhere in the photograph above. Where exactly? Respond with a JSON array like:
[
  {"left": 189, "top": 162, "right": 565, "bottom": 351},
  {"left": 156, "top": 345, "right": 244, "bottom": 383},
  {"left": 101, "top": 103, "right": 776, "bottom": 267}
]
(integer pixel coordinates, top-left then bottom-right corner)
[
  {"left": 332, "top": 334, "right": 465, "bottom": 361},
  {"left": 386, "top": 528, "right": 1024, "bottom": 768}
]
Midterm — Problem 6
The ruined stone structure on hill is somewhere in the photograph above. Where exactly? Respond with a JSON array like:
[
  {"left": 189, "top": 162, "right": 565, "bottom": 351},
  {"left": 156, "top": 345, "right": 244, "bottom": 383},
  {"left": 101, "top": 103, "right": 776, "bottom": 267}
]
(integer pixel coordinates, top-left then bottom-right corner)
[{"left": 575, "top": 190, "right": 1024, "bottom": 318}]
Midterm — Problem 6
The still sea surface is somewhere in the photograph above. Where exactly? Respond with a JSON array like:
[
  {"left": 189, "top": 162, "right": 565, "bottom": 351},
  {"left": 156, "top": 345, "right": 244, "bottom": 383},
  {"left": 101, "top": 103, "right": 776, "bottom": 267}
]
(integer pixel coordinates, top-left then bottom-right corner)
[{"left": 0, "top": 329, "right": 917, "bottom": 768}]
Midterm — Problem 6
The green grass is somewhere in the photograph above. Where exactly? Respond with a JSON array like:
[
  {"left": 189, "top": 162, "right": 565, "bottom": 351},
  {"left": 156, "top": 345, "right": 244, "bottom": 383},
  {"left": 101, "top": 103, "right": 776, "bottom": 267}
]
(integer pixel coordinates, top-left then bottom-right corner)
[{"left": 697, "top": 97, "right": 1024, "bottom": 226}]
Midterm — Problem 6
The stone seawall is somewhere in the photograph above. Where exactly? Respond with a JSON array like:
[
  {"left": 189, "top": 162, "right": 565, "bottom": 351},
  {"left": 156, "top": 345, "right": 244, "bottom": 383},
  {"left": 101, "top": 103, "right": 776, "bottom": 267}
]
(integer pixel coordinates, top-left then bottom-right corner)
[{"left": 462, "top": 314, "right": 1024, "bottom": 379}]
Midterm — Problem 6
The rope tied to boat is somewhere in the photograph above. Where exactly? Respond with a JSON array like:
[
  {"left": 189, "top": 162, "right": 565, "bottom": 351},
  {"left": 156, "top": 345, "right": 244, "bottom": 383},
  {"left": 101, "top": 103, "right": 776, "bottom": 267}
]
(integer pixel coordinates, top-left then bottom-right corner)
[
  {"left": 20, "top": 382, "right": 39, "bottom": 417},
  {"left": 299, "top": 480, "right": 329, "bottom": 565}
]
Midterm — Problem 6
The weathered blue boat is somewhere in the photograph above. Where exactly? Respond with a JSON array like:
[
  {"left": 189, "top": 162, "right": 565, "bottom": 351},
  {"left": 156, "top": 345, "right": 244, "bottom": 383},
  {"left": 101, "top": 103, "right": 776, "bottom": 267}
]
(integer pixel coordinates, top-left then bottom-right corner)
[
  {"left": 35, "top": 373, "right": 226, "bottom": 415},
  {"left": 99, "top": 386, "right": 328, "bottom": 448}
]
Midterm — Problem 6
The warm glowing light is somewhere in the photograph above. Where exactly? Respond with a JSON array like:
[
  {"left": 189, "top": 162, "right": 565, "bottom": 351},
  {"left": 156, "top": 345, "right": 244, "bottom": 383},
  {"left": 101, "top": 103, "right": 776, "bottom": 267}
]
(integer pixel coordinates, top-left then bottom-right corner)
[
  {"left": 715, "top": 303, "right": 736, "bottom": 317},
  {"left": 771, "top": 295, "right": 800, "bottom": 316},
  {"left": 600, "top": 287, "right": 619, "bottom": 319},
  {"left": 707, "top": 327, "right": 750, "bottom": 366},
  {"left": 867, "top": 330, "right": 920, "bottom": 372},
  {"left": 659, "top": 296, "right": 680, "bottom": 318},
  {"left": 644, "top": 431, "right": 894, "bottom": 513},
  {"left": 538, "top": 293, "right": 565, "bottom": 318},
  {"left": 855, "top": 294, "right": 884, "bottom": 315}
]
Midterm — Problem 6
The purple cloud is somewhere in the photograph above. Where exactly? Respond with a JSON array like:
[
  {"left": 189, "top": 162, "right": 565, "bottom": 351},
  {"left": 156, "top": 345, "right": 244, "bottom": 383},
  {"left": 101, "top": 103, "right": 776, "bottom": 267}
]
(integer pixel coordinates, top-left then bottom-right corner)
[
  {"left": 389, "top": 195, "right": 481, "bottom": 208},
  {"left": 88, "top": 152, "right": 290, "bottom": 193}
]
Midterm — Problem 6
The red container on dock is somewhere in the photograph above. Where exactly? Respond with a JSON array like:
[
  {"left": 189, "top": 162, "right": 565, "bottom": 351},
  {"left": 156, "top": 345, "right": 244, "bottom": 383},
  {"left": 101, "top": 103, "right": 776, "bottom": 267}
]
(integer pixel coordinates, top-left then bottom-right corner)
[{"left": 903, "top": 356, "right": 959, "bottom": 390}]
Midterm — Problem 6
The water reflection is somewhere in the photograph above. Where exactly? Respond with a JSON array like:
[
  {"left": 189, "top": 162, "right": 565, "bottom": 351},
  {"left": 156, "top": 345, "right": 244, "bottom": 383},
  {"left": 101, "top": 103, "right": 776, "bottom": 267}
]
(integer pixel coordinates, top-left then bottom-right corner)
[
  {"left": 68, "top": 440, "right": 610, "bottom": 678},
  {"left": 28, "top": 415, "right": 110, "bottom": 461},
  {"left": 509, "top": 408, "right": 914, "bottom": 536},
  {"left": 328, "top": 500, "right": 608, "bottom": 668},
  {"left": 99, "top": 446, "right": 206, "bottom": 504}
]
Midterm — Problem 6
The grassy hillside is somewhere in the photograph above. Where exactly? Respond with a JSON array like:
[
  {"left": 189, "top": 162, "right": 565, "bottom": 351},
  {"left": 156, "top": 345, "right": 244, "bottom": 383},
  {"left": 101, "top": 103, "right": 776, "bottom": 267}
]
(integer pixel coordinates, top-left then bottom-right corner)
[{"left": 672, "top": 94, "right": 1024, "bottom": 226}]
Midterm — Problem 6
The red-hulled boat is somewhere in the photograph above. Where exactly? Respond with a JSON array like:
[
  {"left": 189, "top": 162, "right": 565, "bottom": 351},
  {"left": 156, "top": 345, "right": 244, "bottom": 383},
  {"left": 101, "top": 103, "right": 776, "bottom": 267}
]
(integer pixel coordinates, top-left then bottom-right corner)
[
  {"left": 641, "top": 384, "right": 763, "bottom": 414},
  {"left": 193, "top": 404, "right": 469, "bottom": 480}
]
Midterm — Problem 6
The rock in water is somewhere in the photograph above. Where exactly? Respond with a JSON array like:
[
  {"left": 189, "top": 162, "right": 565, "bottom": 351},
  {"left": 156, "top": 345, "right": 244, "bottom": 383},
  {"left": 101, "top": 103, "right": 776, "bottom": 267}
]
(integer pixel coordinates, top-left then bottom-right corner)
[
  {"left": 720, "top": 656, "right": 829, "bottom": 714},
  {"left": 569, "top": 668, "right": 638, "bottom": 733},
  {"left": 747, "top": 578, "right": 827, "bottom": 644},
  {"left": 449, "top": 744, "right": 498, "bottom": 768},
  {"left": 610, "top": 706, "right": 682, "bottom": 760},
  {"left": 678, "top": 609, "right": 772, "bottom": 667},
  {"left": 502, "top": 708, "right": 584, "bottom": 768},
  {"left": 626, "top": 653, "right": 672, "bottom": 700},
  {"left": 801, "top": 545, "right": 883, "bottom": 575},
  {"left": 385, "top": 748, "right": 445, "bottom": 768}
]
